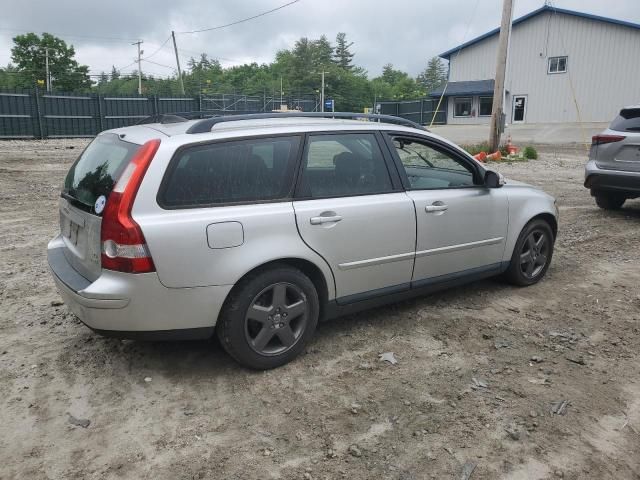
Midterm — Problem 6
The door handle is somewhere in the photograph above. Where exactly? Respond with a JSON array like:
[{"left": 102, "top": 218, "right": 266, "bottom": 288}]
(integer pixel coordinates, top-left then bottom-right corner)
[
  {"left": 425, "top": 204, "right": 448, "bottom": 213},
  {"left": 310, "top": 215, "right": 343, "bottom": 225}
]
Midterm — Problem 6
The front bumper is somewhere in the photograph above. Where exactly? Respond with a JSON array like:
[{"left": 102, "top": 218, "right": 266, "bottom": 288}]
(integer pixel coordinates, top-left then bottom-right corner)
[
  {"left": 47, "top": 235, "right": 232, "bottom": 340},
  {"left": 584, "top": 160, "right": 640, "bottom": 197}
]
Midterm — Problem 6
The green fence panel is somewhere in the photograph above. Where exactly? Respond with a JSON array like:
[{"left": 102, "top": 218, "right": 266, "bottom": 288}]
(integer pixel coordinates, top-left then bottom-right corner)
[
  {"left": 40, "top": 92, "right": 99, "bottom": 137},
  {"left": 0, "top": 91, "right": 37, "bottom": 138},
  {"left": 102, "top": 95, "right": 154, "bottom": 131}
]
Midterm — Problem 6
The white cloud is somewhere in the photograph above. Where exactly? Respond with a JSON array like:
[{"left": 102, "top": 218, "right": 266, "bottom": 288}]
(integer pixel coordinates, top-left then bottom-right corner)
[{"left": 2, "top": 0, "right": 639, "bottom": 78}]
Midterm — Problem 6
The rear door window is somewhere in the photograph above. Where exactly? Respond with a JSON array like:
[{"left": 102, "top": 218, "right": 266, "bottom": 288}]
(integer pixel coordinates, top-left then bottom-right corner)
[
  {"left": 298, "top": 133, "right": 393, "bottom": 198},
  {"left": 610, "top": 108, "right": 640, "bottom": 132},
  {"left": 62, "top": 133, "right": 139, "bottom": 211},
  {"left": 160, "top": 136, "right": 300, "bottom": 208}
]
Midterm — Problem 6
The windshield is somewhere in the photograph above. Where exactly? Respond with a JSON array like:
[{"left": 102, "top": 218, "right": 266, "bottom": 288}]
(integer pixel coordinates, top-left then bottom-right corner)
[{"left": 63, "top": 133, "right": 139, "bottom": 210}]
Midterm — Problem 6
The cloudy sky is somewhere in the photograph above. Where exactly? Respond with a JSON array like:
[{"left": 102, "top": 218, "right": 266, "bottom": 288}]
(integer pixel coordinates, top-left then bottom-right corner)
[{"left": 1, "top": 0, "right": 639, "bottom": 79}]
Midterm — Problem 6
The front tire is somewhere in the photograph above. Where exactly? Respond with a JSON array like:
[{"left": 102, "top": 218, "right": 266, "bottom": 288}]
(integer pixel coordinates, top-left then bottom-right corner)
[
  {"left": 504, "top": 219, "right": 554, "bottom": 286},
  {"left": 595, "top": 193, "right": 625, "bottom": 210},
  {"left": 216, "top": 265, "right": 319, "bottom": 370}
]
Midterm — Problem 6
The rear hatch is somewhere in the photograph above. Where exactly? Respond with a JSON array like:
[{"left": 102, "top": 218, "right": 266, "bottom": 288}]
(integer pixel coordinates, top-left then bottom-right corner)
[
  {"left": 595, "top": 107, "right": 640, "bottom": 173},
  {"left": 60, "top": 133, "right": 140, "bottom": 281}
]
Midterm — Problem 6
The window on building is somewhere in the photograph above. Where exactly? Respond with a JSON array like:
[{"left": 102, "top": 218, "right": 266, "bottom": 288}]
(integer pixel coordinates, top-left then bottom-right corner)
[
  {"left": 479, "top": 96, "right": 493, "bottom": 116},
  {"left": 548, "top": 56, "right": 567, "bottom": 74},
  {"left": 453, "top": 97, "right": 472, "bottom": 117}
]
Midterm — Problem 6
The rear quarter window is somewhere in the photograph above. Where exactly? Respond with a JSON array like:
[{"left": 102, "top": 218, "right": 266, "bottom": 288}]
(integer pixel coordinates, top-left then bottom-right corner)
[{"left": 160, "top": 136, "right": 301, "bottom": 208}]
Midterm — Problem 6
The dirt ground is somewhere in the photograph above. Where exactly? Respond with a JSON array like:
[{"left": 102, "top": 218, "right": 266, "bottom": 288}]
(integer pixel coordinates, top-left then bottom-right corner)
[{"left": 0, "top": 139, "right": 639, "bottom": 480}]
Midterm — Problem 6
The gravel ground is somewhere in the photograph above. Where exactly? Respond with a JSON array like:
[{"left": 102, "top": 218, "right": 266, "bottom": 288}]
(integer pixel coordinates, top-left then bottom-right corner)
[{"left": 0, "top": 139, "right": 639, "bottom": 480}]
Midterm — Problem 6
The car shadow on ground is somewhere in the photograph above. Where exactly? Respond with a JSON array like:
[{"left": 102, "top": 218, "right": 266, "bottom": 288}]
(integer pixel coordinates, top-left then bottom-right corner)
[{"left": 75, "top": 276, "right": 514, "bottom": 379}]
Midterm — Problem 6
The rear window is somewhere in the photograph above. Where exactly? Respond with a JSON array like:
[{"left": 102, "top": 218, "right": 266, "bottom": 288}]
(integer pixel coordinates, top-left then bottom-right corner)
[
  {"left": 610, "top": 108, "right": 640, "bottom": 132},
  {"left": 160, "top": 136, "right": 300, "bottom": 208},
  {"left": 63, "top": 133, "right": 138, "bottom": 210}
]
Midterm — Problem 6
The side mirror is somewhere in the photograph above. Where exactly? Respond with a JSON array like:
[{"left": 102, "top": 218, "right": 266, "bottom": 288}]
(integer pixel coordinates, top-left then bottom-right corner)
[{"left": 484, "top": 170, "right": 505, "bottom": 188}]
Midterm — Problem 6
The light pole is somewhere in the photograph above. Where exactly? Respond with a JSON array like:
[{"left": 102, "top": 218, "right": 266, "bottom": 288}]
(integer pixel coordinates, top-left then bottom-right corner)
[
  {"left": 132, "top": 40, "right": 143, "bottom": 95},
  {"left": 44, "top": 47, "right": 51, "bottom": 92},
  {"left": 320, "top": 71, "right": 325, "bottom": 112}
]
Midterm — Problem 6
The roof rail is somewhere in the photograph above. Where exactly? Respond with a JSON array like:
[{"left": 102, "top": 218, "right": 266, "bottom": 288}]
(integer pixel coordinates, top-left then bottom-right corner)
[
  {"left": 136, "top": 111, "right": 218, "bottom": 125},
  {"left": 185, "top": 112, "right": 427, "bottom": 134},
  {"left": 136, "top": 114, "right": 189, "bottom": 125}
]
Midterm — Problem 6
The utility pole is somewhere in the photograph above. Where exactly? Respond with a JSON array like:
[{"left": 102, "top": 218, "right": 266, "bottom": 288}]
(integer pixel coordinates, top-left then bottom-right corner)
[
  {"left": 320, "top": 71, "right": 325, "bottom": 112},
  {"left": 132, "top": 40, "right": 143, "bottom": 95},
  {"left": 171, "top": 31, "right": 185, "bottom": 95},
  {"left": 489, "top": 0, "right": 514, "bottom": 151},
  {"left": 280, "top": 75, "right": 283, "bottom": 108},
  {"left": 44, "top": 47, "right": 51, "bottom": 92}
]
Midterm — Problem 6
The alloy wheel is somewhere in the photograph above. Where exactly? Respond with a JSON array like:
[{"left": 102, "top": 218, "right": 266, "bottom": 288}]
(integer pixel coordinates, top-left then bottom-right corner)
[
  {"left": 519, "top": 229, "right": 549, "bottom": 280},
  {"left": 244, "top": 282, "right": 309, "bottom": 356}
]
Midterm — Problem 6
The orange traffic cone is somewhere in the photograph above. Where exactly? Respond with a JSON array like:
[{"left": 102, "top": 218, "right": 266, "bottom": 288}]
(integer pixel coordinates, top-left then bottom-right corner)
[
  {"left": 486, "top": 150, "right": 502, "bottom": 162},
  {"left": 473, "top": 151, "right": 487, "bottom": 162},
  {"left": 506, "top": 134, "right": 518, "bottom": 155}
]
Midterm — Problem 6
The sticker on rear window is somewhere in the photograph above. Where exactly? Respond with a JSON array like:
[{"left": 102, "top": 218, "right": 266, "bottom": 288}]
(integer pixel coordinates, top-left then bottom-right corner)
[{"left": 94, "top": 195, "right": 106, "bottom": 214}]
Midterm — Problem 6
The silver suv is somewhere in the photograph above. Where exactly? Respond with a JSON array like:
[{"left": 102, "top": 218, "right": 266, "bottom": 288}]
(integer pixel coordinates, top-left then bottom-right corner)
[
  {"left": 585, "top": 106, "right": 640, "bottom": 209},
  {"left": 48, "top": 113, "right": 558, "bottom": 369}
]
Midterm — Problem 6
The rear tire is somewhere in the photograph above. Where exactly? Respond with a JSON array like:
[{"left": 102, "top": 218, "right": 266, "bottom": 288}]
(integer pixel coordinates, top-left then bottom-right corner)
[
  {"left": 216, "top": 265, "right": 319, "bottom": 370},
  {"left": 504, "top": 219, "right": 554, "bottom": 287},
  {"left": 595, "top": 193, "right": 625, "bottom": 210}
]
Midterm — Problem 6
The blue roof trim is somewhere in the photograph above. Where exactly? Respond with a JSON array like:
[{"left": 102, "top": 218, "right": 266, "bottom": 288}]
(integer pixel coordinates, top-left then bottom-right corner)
[
  {"left": 429, "top": 79, "right": 495, "bottom": 97},
  {"left": 439, "top": 5, "right": 640, "bottom": 59}
]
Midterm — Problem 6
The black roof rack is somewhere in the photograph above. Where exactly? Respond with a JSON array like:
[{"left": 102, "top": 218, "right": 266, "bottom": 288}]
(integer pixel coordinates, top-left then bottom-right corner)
[
  {"left": 185, "top": 112, "right": 427, "bottom": 134},
  {"left": 136, "top": 111, "right": 219, "bottom": 125}
]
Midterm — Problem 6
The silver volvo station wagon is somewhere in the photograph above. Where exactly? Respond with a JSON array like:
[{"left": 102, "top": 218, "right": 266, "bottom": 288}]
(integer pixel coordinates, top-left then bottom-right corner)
[{"left": 48, "top": 113, "right": 558, "bottom": 369}]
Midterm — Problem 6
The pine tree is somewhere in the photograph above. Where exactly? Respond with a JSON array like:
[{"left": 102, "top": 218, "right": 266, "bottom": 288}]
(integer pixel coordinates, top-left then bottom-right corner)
[
  {"left": 416, "top": 57, "right": 447, "bottom": 95},
  {"left": 312, "top": 35, "right": 333, "bottom": 67},
  {"left": 333, "top": 32, "right": 354, "bottom": 70},
  {"left": 110, "top": 65, "right": 120, "bottom": 80}
]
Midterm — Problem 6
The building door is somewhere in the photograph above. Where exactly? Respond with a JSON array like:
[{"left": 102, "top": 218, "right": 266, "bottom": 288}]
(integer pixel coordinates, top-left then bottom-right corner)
[{"left": 512, "top": 95, "right": 527, "bottom": 123}]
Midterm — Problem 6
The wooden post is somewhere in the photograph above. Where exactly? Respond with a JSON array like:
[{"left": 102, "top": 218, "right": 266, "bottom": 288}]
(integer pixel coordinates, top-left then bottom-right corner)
[
  {"left": 489, "top": 0, "right": 514, "bottom": 151},
  {"left": 171, "top": 31, "right": 186, "bottom": 95}
]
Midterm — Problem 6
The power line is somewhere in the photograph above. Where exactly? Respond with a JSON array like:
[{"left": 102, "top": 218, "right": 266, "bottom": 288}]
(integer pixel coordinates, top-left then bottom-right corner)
[
  {"left": 177, "top": 0, "right": 301, "bottom": 34},
  {"left": 113, "top": 60, "right": 138, "bottom": 72},
  {"left": 142, "top": 58, "right": 177, "bottom": 70},
  {"left": 0, "top": 26, "right": 139, "bottom": 43},
  {"left": 143, "top": 35, "right": 172, "bottom": 60}
]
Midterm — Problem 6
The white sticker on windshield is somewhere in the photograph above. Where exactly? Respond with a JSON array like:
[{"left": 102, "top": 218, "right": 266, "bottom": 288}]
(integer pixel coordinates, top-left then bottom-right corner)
[{"left": 94, "top": 195, "right": 107, "bottom": 214}]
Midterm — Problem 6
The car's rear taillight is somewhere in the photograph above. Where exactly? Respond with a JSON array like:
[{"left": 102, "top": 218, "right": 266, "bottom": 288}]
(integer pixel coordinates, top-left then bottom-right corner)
[
  {"left": 591, "top": 134, "right": 625, "bottom": 145},
  {"left": 100, "top": 139, "right": 160, "bottom": 273}
]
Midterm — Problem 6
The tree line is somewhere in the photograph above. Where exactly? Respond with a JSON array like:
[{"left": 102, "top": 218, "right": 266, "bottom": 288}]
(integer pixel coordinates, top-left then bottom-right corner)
[{"left": 0, "top": 32, "right": 448, "bottom": 111}]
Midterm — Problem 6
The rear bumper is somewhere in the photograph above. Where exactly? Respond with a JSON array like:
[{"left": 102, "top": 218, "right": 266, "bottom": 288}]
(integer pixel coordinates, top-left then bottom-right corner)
[
  {"left": 47, "top": 235, "right": 232, "bottom": 340},
  {"left": 585, "top": 160, "right": 640, "bottom": 197}
]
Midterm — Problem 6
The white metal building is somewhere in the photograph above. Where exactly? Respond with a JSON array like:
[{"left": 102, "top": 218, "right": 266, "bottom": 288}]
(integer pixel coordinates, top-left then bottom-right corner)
[{"left": 431, "top": 5, "right": 640, "bottom": 124}]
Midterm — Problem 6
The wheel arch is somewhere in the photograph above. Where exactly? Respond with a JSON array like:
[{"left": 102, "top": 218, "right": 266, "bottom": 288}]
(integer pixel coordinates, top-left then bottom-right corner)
[
  {"left": 219, "top": 257, "right": 332, "bottom": 323},
  {"left": 502, "top": 189, "right": 558, "bottom": 265},
  {"left": 529, "top": 212, "right": 557, "bottom": 239}
]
